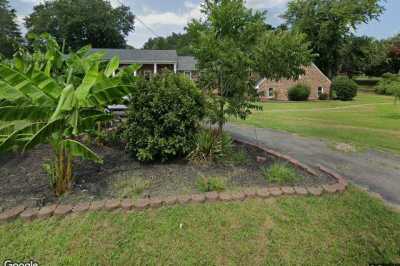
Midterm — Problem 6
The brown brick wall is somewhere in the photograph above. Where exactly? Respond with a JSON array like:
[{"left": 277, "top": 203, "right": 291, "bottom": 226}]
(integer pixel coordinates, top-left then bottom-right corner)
[{"left": 257, "top": 64, "right": 331, "bottom": 101}]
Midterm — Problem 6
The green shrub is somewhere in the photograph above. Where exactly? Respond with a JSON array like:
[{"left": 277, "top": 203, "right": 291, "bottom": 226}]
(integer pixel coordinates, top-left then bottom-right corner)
[
  {"left": 125, "top": 72, "right": 205, "bottom": 162},
  {"left": 375, "top": 73, "right": 400, "bottom": 95},
  {"left": 261, "top": 163, "right": 303, "bottom": 184},
  {"left": 196, "top": 176, "right": 226, "bottom": 192},
  {"left": 188, "top": 129, "right": 233, "bottom": 163},
  {"left": 318, "top": 92, "right": 329, "bottom": 100},
  {"left": 288, "top": 84, "right": 311, "bottom": 101},
  {"left": 332, "top": 76, "right": 358, "bottom": 101}
]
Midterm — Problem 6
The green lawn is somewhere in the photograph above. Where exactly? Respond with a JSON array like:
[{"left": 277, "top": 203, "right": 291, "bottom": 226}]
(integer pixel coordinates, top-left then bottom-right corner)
[
  {"left": 1, "top": 187, "right": 399, "bottom": 265},
  {"left": 234, "top": 92, "right": 400, "bottom": 153}
]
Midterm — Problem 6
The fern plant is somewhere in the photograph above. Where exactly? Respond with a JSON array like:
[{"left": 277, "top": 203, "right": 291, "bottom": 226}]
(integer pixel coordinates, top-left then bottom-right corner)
[{"left": 0, "top": 34, "right": 139, "bottom": 196}]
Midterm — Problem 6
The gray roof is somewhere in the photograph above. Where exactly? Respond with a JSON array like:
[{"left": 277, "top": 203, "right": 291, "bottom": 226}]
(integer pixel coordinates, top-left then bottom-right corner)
[
  {"left": 92, "top": 49, "right": 178, "bottom": 64},
  {"left": 92, "top": 49, "right": 197, "bottom": 71},
  {"left": 177, "top": 56, "right": 197, "bottom": 71}
]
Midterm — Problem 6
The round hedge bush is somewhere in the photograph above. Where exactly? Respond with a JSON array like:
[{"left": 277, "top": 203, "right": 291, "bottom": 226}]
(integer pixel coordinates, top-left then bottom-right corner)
[
  {"left": 125, "top": 72, "right": 206, "bottom": 162},
  {"left": 288, "top": 84, "right": 311, "bottom": 101},
  {"left": 332, "top": 76, "right": 358, "bottom": 101}
]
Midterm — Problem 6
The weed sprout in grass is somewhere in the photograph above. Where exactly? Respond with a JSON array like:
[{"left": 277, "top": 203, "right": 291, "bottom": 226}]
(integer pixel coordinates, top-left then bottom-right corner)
[
  {"left": 196, "top": 176, "right": 226, "bottom": 192},
  {"left": 261, "top": 163, "right": 304, "bottom": 184}
]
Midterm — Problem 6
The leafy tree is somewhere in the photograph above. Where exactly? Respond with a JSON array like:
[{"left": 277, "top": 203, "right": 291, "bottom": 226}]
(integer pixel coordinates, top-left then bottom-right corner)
[
  {"left": 187, "top": 0, "right": 314, "bottom": 133},
  {"left": 0, "top": 34, "right": 139, "bottom": 195},
  {"left": 284, "top": 0, "right": 384, "bottom": 78},
  {"left": 25, "top": 0, "right": 135, "bottom": 51},
  {"left": 0, "top": 0, "right": 22, "bottom": 58},
  {"left": 143, "top": 32, "right": 195, "bottom": 56},
  {"left": 339, "top": 35, "right": 388, "bottom": 77},
  {"left": 387, "top": 34, "right": 400, "bottom": 74}
]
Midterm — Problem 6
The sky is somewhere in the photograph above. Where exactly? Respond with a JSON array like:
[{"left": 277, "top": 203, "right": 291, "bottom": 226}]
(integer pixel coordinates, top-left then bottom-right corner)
[{"left": 9, "top": 0, "right": 400, "bottom": 48}]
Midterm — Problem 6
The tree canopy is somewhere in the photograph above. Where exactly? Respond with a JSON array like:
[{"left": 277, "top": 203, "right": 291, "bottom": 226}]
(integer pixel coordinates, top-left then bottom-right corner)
[
  {"left": 0, "top": 0, "right": 22, "bottom": 58},
  {"left": 25, "top": 0, "right": 135, "bottom": 51},
  {"left": 187, "top": 0, "right": 314, "bottom": 132},
  {"left": 284, "top": 0, "right": 384, "bottom": 78},
  {"left": 143, "top": 33, "right": 195, "bottom": 55}
]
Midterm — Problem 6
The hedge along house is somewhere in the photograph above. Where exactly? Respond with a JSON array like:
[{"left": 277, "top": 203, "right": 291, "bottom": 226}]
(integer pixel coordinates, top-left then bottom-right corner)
[
  {"left": 91, "top": 49, "right": 198, "bottom": 80},
  {"left": 256, "top": 63, "right": 332, "bottom": 101}
]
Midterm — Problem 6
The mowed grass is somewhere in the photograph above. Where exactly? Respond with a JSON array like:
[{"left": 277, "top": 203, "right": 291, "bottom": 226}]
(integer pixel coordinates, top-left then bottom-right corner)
[
  {"left": 1, "top": 187, "right": 399, "bottom": 265},
  {"left": 233, "top": 92, "right": 400, "bottom": 153}
]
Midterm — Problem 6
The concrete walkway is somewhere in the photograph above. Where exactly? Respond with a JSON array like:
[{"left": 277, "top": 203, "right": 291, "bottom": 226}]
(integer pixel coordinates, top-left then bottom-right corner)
[{"left": 226, "top": 123, "right": 400, "bottom": 206}]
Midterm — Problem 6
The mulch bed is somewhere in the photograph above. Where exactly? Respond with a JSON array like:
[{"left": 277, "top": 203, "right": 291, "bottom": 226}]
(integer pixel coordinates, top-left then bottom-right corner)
[{"left": 0, "top": 142, "right": 336, "bottom": 211}]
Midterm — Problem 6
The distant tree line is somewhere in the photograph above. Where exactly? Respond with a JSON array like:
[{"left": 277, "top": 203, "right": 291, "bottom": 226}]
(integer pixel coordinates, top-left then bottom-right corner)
[
  {"left": 1, "top": 0, "right": 399, "bottom": 77},
  {"left": 0, "top": 0, "right": 135, "bottom": 57}
]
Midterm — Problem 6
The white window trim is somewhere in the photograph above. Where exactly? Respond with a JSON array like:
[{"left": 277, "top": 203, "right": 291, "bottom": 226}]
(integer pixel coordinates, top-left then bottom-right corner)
[
  {"left": 267, "top": 88, "right": 274, "bottom": 98},
  {"left": 318, "top": 86, "right": 324, "bottom": 96}
]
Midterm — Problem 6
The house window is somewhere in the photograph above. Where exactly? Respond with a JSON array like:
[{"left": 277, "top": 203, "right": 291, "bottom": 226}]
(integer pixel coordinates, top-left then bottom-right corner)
[
  {"left": 268, "top": 88, "right": 274, "bottom": 98},
  {"left": 318, "top": 87, "right": 324, "bottom": 97}
]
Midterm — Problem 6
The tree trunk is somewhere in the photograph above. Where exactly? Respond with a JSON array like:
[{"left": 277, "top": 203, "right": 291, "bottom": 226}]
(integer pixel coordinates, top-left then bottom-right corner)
[{"left": 54, "top": 145, "right": 73, "bottom": 196}]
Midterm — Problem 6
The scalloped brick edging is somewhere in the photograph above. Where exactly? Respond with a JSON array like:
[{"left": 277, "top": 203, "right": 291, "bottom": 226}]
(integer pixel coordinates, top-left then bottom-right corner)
[{"left": 0, "top": 142, "right": 348, "bottom": 224}]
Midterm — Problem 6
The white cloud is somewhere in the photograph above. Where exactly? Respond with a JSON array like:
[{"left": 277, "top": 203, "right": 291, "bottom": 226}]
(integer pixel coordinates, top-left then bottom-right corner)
[
  {"left": 245, "top": 0, "right": 289, "bottom": 9},
  {"left": 127, "top": 1, "right": 202, "bottom": 47},
  {"left": 137, "top": 2, "right": 201, "bottom": 27}
]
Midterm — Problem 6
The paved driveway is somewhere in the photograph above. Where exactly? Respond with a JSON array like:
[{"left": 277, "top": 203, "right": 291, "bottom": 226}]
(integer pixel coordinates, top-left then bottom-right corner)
[{"left": 226, "top": 123, "right": 400, "bottom": 206}]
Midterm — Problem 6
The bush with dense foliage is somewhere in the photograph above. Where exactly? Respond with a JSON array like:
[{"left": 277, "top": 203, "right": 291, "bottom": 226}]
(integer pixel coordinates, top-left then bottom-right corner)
[
  {"left": 375, "top": 73, "right": 400, "bottom": 95},
  {"left": 332, "top": 76, "right": 358, "bottom": 101},
  {"left": 319, "top": 92, "right": 329, "bottom": 100},
  {"left": 288, "top": 84, "right": 311, "bottom": 101},
  {"left": 125, "top": 72, "right": 205, "bottom": 162}
]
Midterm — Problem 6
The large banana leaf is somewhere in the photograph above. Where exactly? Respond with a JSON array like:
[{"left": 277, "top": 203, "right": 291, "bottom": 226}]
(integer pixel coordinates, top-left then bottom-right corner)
[
  {"left": 104, "top": 56, "right": 120, "bottom": 78},
  {"left": 0, "top": 106, "right": 53, "bottom": 121},
  {"left": 63, "top": 139, "right": 103, "bottom": 163},
  {"left": 0, "top": 64, "right": 57, "bottom": 105},
  {"left": 23, "top": 118, "right": 65, "bottom": 151},
  {"left": 0, "top": 122, "right": 43, "bottom": 152},
  {"left": 75, "top": 65, "right": 99, "bottom": 102},
  {"left": 90, "top": 85, "right": 136, "bottom": 105},
  {"left": 79, "top": 113, "right": 112, "bottom": 130},
  {"left": 30, "top": 71, "right": 62, "bottom": 99},
  {"left": 0, "top": 80, "right": 26, "bottom": 101},
  {"left": 50, "top": 85, "right": 75, "bottom": 121}
]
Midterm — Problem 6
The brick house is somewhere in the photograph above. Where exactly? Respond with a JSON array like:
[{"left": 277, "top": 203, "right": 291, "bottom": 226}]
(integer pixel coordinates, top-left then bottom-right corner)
[
  {"left": 92, "top": 49, "right": 198, "bottom": 81},
  {"left": 256, "top": 63, "right": 331, "bottom": 101}
]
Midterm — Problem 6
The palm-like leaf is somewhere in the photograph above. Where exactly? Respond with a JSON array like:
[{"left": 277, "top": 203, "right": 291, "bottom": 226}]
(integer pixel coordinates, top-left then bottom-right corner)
[
  {"left": 0, "top": 106, "right": 53, "bottom": 121},
  {"left": 104, "top": 56, "right": 120, "bottom": 78},
  {"left": 23, "top": 118, "right": 65, "bottom": 151},
  {"left": 0, "top": 122, "right": 43, "bottom": 152},
  {"left": 63, "top": 139, "right": 103, "bottom": 163},
  {"left": 0, "top": 64, "right": 57, "bottom": 105}
]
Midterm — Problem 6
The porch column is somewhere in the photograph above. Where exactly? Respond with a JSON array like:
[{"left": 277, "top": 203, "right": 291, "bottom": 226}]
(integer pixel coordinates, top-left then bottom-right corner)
[
  {"left": 173, "top": 63, "right": 177, "bottom": 73},
  {"left": 154, "top": 63, "right": 157, "bottom": 74},
  {"left": 134, "top": 71, "right": 137, "bottom": 77}
]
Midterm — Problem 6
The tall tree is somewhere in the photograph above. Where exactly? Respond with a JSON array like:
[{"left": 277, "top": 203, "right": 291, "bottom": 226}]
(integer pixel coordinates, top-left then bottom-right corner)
[
  {"left": 25, "top": 0, "right": 135, "bottom": 51},
  {"left": 0, "top": 0, "right": 22, "bottom": 58},
  {"left": 188, "top": 0, "right": 314, "bottom": 133},
  {"left": 387, "top": 34, "right": 400, "bottom": 74},
  {"left": 143, "top": 33, "right": 194, "bottom": 55},
  {"left": 339, "top": 35, "right": 388, "bottom": 77},
  {"left": 284, "top": 0, "right": 384, "bottom": 78}
]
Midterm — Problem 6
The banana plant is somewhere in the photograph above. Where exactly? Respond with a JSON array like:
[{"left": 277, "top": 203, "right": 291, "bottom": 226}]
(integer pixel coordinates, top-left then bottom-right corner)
[{"left": 0, "top": 40, "right": 139, "bottom": 196}]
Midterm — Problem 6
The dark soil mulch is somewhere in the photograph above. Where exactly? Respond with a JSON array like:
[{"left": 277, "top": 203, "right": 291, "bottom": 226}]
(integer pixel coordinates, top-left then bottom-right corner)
[{"left": 0, "top": 142, "right": 335, "bottom": 210}]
